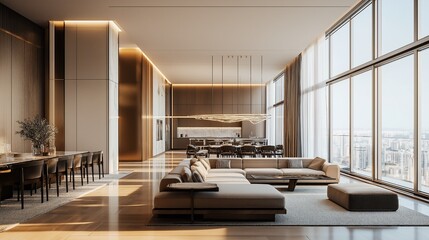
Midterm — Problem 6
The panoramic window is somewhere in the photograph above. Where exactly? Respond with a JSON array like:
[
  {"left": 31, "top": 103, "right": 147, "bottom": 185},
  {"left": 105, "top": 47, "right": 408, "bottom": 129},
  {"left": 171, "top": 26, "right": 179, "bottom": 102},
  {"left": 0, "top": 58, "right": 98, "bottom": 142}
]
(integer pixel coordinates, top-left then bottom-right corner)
[
  {"left": 351, "top": 4, "right": 372, "bottom": 67},
  {"left": 378, "top": 55, "right": 414, "bottom": 188},
  {"left": 419, "top": 48, "right": 429, "bottom": 193},
  {"left": 419, "top": 0, "right": 429, "bottom": 39},
  {"left": 330, "top": 79, "right": 350, "bottom": 170},
  {"left": 266, "top": 74, "right": 284, "bottom": 146},
  {"left": 330, "top": 22, "right": 350, "bottom": 77},
  {"left": 379, "top": 0, "right": 414, "bottom": 55},
  {"left": 351, "top": 70, "right": 372, "bottom": 177}
]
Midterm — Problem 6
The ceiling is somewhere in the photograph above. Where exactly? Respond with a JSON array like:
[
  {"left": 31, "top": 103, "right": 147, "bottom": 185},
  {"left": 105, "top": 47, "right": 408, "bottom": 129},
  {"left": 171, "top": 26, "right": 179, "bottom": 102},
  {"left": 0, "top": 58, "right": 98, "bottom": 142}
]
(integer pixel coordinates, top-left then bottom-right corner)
[{"left": 1, "top": 0, "right": 357, "bottom": 84}]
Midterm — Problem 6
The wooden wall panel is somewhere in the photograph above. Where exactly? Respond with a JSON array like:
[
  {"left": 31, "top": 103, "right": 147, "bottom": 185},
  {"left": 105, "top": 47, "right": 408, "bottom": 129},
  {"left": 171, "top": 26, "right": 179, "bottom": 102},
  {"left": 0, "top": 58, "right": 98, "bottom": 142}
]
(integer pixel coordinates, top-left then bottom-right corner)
[
  {"left": 0, "top": 3, "right": 44, "bottom": 154},
  {"left": 0, "top": 31, "right": 12, "bottom": 147},
  {"left": 11, "top": 37, "right": 25, "bottom": 152},
  {"left": 119, "top": 50, "right": 142, "bottom": 161}
]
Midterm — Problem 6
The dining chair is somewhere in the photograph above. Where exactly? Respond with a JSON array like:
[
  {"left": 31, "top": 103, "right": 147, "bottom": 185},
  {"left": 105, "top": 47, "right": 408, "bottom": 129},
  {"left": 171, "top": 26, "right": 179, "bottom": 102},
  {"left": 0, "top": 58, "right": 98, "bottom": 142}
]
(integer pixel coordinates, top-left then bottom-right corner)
[
  {"left": 260, "top": 145, "right": 276, "bottom": 158},
  {"left": 82, "top": 152, "right": 94, "bottom": 183},
  {"left": 186, "top": 144, "right": 199, "bottom": 158},
  {"left": 71, "top": 154, "right": 84, "bottom": 189},
  {"left": 275, "top": 145, "right": 284, "bottom": 157},
  {"left": 44, "top": 157, "right": 59, "bottom": 201},
  {"left": 57, "top": 155, "right": 74, "bottom": 192},
  {"left": 13, "top": 160, "right": 44, "bottom": 209},
  {"left": 0, "top": 165, "right": 13, "bottom": 207},
  {"left": 92, "top": 151, "right": 104, "bottom": 179},
  {"left": 220, "top": 145, "right": 237, "bottom": 158},
  {"left": 239, "top": 145, "right": 257, "bottom": 158}
]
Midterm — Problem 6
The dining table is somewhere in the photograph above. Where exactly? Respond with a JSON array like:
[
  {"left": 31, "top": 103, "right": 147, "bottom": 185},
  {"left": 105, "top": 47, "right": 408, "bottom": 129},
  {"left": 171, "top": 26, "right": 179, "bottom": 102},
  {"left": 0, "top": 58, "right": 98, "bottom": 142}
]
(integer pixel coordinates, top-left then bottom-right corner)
[{"left": 0, "top": 151, "right": 89, "bottom": 200}]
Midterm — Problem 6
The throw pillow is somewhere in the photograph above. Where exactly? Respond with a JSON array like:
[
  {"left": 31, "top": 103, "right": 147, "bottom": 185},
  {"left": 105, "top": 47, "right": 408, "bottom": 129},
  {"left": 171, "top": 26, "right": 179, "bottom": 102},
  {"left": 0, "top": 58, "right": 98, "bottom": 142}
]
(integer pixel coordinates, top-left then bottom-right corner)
[
  {"left": 197, "top": 156, "right": 211, "bottom": 170},
  {"left": 190, "top": 157, "right": 198, "bottom": 167},
  {"left": 216, "top": 159, "right": 231, "bottom": 169},
  {"left": 288, "top": 160, "right": 303, "bottom": 168},
  {"left": 191, "top": 161, "right": 208, "bottom": 179},
  {"left": 192, "top": 170, "right": 204, "bottom": 182},
  {"left": 308, "top": 157, "right": 326, "bottom": 170},
  {"left": 180, "top": 166, "right": 193, "bottom": 182}
]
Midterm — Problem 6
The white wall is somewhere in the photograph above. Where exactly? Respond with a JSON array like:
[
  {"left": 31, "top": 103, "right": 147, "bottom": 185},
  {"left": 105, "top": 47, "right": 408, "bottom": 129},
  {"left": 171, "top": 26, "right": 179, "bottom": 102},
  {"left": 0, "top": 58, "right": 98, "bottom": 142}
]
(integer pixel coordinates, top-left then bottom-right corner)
[{"left": 152, "top": 70, "right": 165, "bottom": 156}]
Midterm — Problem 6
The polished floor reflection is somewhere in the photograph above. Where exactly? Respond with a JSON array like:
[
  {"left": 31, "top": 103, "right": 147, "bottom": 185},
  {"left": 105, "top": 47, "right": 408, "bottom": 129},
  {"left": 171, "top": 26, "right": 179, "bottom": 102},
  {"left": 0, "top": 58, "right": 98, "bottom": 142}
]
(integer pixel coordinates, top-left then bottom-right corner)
[{"left": 1, "top": 151, "right": 429, "bottom": 240}]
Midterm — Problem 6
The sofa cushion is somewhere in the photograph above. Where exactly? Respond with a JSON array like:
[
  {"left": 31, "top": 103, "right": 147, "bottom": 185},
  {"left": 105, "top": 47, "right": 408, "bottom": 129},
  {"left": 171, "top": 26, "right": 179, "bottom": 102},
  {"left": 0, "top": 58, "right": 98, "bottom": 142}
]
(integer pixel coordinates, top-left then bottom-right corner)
[
  {"left": 288, "top": 160, "right": 303, "bottom": 168},
  {"left": 244, "top": 168, "right": 283, "bottom": 178},
  {"left": 206, "top": 172, "right": 248, "bottom": 179},
  {"left": 197, "top": 156, "right": 211, "bottom": 170},
  {"left": 180, "top": 166, "right": 193, "bottom": 182},
  {"left": 280, "top": 168, "right": 325, "bottom": 176},
  {"left": 242, "top": 158, "right": 278, "bottom": 168},
  {"left": 216, "top": 159, "right": 231, "bottom": 168},
  {"left": 209, "top": 158, "right": 242, "bottom": 169},
  {"left": 192, "top": 170, "right": 205, "bottom": 182},
  {"left": 154, "top": 184, "right": 285, "bottom": 209},
  {"left": 205, "top": 177, "right": 250, "bottom": 184},
  {"left": 308, "top": 157, "right": 326, "bottom": 170},
  {"left": 208, "top": 168, "right": 246, "bottom": 176},
  {"left": 191, "top": 161, "right": 208, "bottom": 180},
  {"left": 195, "top": 184, "right": 285, "bottom": 209}
]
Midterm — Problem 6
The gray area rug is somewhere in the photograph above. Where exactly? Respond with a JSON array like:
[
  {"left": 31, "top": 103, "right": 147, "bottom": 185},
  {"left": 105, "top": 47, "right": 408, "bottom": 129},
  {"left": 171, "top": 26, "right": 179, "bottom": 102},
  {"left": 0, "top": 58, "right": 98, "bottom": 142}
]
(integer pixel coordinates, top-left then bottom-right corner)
[
  {"left": 148, "top": 185, "right": 429, "bottom": 226},
  {"left": 0, "top": 172, "right": 129, "bottom": 232}
]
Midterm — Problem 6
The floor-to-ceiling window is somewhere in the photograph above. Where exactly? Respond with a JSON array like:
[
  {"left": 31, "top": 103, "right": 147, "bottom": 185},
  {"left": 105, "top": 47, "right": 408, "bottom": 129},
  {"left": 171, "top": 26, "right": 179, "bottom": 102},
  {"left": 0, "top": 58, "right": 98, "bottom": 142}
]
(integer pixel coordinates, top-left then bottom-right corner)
[
  {"left": 379, "top": 0, "right": 414, "bottom": 55},
  {"left": 351, "top": 70, "right": 372, "bottom": 177},
  {"left": 419, "top": 48, "right": 429, "bottom": 193},
  {"left": 330, "top": 79, "right": 350, "bottom": 170},
  {"left": 351, "top": 4, "right": 372, "bottom": 67},
  {"left": 419, "top": 0, "right": 429, "bottom": 39},
  {"left": 379, "top": 55, "right": 414, "bottom": 188},
  {"left": 326, "top": 0, "right": 429, "bottom": 195},
  {"left": 330, "top": 23, "right": 350, "bottom": 77},
  {"left": 266, "top": 74, "right": 284, "bottom": 146}
]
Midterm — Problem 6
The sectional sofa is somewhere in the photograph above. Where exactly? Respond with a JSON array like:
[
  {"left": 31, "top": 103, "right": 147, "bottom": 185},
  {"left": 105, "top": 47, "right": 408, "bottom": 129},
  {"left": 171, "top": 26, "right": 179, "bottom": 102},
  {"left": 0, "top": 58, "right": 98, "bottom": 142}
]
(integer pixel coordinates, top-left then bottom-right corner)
[{"left": 153, "top": 157, "right": 340, "bottom": 221}]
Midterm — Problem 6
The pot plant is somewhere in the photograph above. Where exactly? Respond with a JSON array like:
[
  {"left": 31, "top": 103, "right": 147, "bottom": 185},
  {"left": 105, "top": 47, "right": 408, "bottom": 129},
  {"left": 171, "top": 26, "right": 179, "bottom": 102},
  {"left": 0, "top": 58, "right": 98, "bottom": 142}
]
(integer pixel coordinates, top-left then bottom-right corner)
[{"left": 16, "top": 115, "right": 57, "bottom": 156}]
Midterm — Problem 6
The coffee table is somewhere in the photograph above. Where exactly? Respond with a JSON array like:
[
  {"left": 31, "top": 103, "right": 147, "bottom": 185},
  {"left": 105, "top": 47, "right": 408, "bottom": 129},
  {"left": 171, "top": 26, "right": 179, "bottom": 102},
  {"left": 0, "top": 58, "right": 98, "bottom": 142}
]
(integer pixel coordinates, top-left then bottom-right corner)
[
  {"left": 167, "top": 182, "right": 219, "bottom": 222},
  {"left": 250, "top": 175, "right": 335, "bottom": 191}
]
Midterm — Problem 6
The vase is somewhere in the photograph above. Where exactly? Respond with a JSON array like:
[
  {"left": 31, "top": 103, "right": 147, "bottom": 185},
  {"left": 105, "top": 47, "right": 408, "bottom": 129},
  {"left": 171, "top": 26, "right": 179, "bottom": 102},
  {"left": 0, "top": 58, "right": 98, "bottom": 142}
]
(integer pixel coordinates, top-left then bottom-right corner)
[{"left": 32, "top": 143, "right": 44, "bottom": 156}]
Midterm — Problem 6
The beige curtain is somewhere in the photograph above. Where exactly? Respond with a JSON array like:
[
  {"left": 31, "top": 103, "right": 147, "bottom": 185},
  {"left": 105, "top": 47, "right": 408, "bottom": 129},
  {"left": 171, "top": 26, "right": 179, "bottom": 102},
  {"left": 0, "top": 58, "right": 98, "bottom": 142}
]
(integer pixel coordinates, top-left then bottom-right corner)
[{"left": 284, "top": 54, "right": 302, "bottom": 157}]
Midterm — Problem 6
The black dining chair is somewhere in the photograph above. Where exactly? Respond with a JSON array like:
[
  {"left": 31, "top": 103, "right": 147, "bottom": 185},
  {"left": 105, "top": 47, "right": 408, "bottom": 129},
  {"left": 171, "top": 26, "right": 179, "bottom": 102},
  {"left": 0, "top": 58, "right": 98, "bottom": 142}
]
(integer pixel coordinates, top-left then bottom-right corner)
[
  {"left": 186, "top": 144, "right": 199, "bottom": 158},
  {"left": 275, "top": 145, "right": 284, "bottom": 157},
  {"left": 239, "top": 145, "right": 257, "bottom": 158},
  {"left": 44, "top": 157, "right": 59, "bottom": 201},
  {"left": 260, "top": 145, "right": 276, "bottom": 158},
  {"left": 0, "top": 165, "right": 13, "bottom": 207},
  {"left": 220, "top": 145, "right": 237, "bottom": 158},
  {"left": 92, "top": 151, "right": 104, "bottom": 179}
]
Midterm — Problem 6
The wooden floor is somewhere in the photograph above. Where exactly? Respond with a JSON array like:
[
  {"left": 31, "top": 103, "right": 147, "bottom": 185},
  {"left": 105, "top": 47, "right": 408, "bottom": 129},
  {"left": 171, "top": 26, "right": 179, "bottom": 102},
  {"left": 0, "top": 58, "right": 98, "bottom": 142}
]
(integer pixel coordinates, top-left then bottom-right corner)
[{"left": 1, "top": 151, "right": 429, "bottom": 240}]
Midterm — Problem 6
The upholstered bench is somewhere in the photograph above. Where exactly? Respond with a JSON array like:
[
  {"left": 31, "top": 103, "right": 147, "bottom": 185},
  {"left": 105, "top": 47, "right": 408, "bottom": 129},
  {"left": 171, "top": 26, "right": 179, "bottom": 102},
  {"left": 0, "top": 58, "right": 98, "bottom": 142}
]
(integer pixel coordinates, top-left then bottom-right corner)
[{"left": 327, "top": 183, "right": 398, "bottom": 211}]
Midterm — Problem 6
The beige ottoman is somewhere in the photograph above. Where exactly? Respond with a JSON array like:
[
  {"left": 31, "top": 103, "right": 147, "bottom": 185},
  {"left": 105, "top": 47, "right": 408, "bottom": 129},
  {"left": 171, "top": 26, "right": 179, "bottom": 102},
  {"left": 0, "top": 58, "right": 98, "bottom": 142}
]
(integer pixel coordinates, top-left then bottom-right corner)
[{"left": 328, "top": 183, "right": 398, "bottom": 211}]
